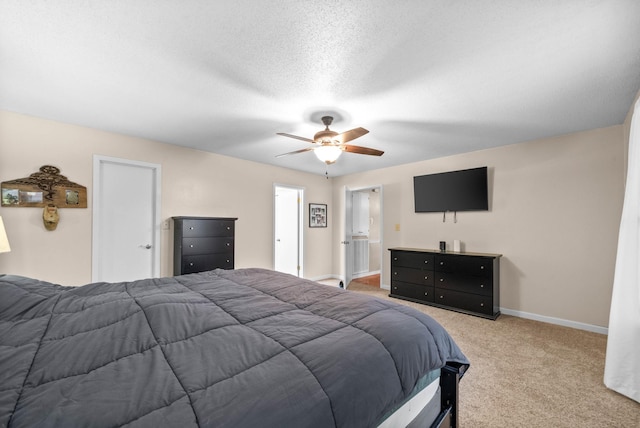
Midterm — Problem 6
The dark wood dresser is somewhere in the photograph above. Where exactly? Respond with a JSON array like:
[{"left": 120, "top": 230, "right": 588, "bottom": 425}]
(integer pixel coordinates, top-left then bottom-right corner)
[
  {"left": 389, "top": 247, "right": 501, "bottom": 319},
  {"left": 173, "top": 217, "right": 237, "bottom": 275}
]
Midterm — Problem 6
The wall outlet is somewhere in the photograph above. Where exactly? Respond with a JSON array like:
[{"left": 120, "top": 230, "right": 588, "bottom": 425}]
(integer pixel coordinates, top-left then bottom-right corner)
[{"left": 162, "top": 219, "right": 170, "bottom": 230}]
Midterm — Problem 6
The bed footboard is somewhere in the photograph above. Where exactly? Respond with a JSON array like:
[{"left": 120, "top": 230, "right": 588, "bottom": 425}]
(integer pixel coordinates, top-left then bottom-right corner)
[{"left": 431, "top": 362, "right": 469, "bottom": 428}]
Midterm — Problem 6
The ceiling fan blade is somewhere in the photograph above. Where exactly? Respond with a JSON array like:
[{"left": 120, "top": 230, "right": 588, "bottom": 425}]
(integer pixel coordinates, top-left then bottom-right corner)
[
  {"left": 335, "top": 127, "right": 369, "bottom": 144},
  {"left": 341, "top": 144, "right": 384, "bottom": 156},
  {"left": 276, "top": 132, "right": 315, "bottom": 143},
  {"left": 275, "top": 147, "right": 315, "bottom": 158}
]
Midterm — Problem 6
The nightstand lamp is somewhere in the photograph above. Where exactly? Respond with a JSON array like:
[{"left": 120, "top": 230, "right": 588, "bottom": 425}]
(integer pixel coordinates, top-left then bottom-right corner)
[{"left": 0, "top": 216, "right": 11, "bottom": 253}]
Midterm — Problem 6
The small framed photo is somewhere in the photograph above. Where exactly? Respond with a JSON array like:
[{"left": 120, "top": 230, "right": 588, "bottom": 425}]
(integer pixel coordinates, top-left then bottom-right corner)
[{"left": 309, "top": 203, "right": 327, "bottom": 228}]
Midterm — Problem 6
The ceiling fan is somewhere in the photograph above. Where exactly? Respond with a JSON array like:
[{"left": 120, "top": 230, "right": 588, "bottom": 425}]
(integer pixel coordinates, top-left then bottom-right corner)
[{"left": 276, "top": 116, "right": 384, "bottom": 164}]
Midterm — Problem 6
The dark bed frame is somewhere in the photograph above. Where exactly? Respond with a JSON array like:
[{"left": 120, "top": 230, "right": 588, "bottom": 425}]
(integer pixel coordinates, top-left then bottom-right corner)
[{"left": 431, "top": 362, "right": 469, "bottom": 428}]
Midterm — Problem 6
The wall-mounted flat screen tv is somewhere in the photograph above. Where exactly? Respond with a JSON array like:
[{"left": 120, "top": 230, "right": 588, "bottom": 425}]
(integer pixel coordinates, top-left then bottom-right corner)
[{"left": 413, "top": 166, "right": 488, "bottom": 213}]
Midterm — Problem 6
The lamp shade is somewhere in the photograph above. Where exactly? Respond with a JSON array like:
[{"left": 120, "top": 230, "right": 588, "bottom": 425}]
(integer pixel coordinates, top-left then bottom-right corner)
[
  {"left": 0, "top": 216, "right": 11, "bottom": 253},
  {"left": 314, "top": 145, "right": 342, "bottom": 164}
]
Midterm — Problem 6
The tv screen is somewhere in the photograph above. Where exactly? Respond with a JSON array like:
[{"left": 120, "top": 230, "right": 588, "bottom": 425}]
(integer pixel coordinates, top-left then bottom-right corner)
[{"left": 413, "top": 167, "right": 488, "bottom": 212}]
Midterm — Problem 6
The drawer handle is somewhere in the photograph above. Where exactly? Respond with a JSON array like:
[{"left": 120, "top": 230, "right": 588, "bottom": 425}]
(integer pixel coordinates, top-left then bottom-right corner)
[
  {"left": 480, "top": 266, "right": 485, "bottom": 270},
  {"left": 189, "top": 262, "right": 194, "bottom": 266},
  {"left": 439, "top": 278, "right": 444, "bottom": 282},
  {"left": 393, "top": 286, "right": 397, "bottom": 290},
  {"left": 424, "top": 260, "right": 429, "bottom": 264},
  {"left": 439, "top": 295, "right": 444, "bottom": 299},
  {"left": 226, "top": 243, "right": 230, "bottom": 246},
  {"left": 394, "top": 257, "right": 398, "bottom": 261},
  {"left": 226, "top": 259, "right": 230, "bottom": 263},
  {"left": 190, "top": 244, "right": 194, "bottom": 248},
  {"left": 226, "top": 226, "right": 231, "bottom": 230},
  {"left": 480, "top": 303, "right": 484, "bottom": 307},
  {"left": 440, "top": 261, "right": 444, "bottom": 265},
  {"left": 394, "top": 272, "right": 397, "bottom": 275},
  {"left": 424, "top": 292, "right": 429, "bottom": 296},
  {"left": 189, "top": 227, "right": 194, "bottom": 230},
  {"left": 480, "top": 284, "right": 484, "bottom": 288},
  {"left": 424, "top": 276, "right": 429, "bottom": 280}
]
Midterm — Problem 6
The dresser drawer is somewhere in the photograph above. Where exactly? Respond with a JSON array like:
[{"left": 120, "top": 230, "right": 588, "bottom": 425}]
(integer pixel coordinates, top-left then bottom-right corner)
[
  {"left": 392, "top": 266, "right": 434, "bottom": 286},
  {"left": 391, "top": 251, "right": 434, "bottom": 270},
  {"left": 435, "top": 288, "right": 493, "bottom": 316},
  {"left": 435, "top": 255, "right": 493, "bottom": 278},
  {"left": 415, "top": 285, "right": 434, "bottom": 302},
  {"left": 181, "top": 237, "right": 234, "bottom": 255},
  {"left": 180, "top": 219, "right": 235, "bottom": 237},
  {"left": 390, "top": 281, "right": 416, "bottom": 299},
  {"left": 391, "top": 281, "right": 434, "bottom": 303},
  {"left": 435, "top": 272, "right": 493, "bottom": 296},
  {"left": 181, "top": 253, "right": 234, "bottom": 273}
]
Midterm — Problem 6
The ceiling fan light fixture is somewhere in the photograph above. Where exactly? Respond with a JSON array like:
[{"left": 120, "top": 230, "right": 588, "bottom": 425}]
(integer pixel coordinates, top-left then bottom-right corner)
[
  {"left": 314, "top": 145, "right": 342, "bottom": 164},
  {"left": 276, "top": 114, "right": 382, "bottom": 165}
]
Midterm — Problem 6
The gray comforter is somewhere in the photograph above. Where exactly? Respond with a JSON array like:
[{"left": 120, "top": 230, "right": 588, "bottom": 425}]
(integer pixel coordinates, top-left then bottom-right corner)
[{"left": 0, "top": 268, "right": 468, "bottom": 427}]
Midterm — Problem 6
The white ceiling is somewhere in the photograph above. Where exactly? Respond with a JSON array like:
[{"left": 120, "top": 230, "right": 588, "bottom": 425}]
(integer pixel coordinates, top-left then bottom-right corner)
[{"left": 1, "top": 1, "right": 639, "bottom": 177}]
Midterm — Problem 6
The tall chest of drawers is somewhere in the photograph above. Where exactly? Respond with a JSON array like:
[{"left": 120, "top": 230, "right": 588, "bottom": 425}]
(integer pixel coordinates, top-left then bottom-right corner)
[
  {"left": 173, "top": 217, "right": 237, "bottom": 275},
  {"left": 389, "top": 247, "right": 501, "bottom": 320}
]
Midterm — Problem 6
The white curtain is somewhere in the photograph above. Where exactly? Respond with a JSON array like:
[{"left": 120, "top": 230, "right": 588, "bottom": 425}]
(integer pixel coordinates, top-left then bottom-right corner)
[{"left": 604, "top": 97, "right": 640, "bottom": 403}]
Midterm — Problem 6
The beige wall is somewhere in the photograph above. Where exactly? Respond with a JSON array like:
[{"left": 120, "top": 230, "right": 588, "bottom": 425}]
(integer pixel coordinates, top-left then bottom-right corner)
[
  {"left": 0, "top": 110, "right": 333, "bottom": 285},
  {"left": 333, "top": 126, "right": 625, "bottom": 328},
  {"left": 0, "top": 108, "right": 629, "bottom": 328}
]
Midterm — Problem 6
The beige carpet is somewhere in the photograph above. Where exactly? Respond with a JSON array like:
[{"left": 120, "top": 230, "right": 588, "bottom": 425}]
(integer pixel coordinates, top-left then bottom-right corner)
[{"left": 347, "top": 282, "right": 640, "bottom": 427}]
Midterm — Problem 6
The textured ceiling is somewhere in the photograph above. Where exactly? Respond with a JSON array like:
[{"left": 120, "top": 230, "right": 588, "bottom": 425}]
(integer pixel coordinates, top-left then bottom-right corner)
[{"left": 1, "top": 1, "right": 639, "bottom": 177}]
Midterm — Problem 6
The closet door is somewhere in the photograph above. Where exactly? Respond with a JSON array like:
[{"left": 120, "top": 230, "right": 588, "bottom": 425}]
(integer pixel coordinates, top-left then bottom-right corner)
[
  {"left": 274, "top": 185, "right": 303, "bottom": 277},
  {"left": 93, "top": 156, "right": 161, "bottom": 282}
]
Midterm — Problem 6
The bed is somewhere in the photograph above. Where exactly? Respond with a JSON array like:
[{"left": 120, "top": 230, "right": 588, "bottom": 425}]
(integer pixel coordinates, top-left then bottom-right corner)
[{"left": 0, "top": 268, "right": 469, "bottom": 427}]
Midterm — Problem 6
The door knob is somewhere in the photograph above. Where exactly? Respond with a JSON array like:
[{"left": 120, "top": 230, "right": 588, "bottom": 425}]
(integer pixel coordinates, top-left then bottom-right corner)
[{"left": 141, "top": 244, "right": 152, "bottom": 249}]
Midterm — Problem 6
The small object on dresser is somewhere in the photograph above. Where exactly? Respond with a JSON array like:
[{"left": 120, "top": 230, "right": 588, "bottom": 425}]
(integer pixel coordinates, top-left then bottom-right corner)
[
  {"left": 439, "top": 241, "right": 446, "bottom": 252},
  {"left": 453, "top": 239, "right": 461, "bottom": 252}
]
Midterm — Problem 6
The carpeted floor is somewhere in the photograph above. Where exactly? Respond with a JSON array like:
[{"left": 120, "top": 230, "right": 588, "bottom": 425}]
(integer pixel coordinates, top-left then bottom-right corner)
[{"left": 347, "top": 281, "right": 640, "bottom": 427}]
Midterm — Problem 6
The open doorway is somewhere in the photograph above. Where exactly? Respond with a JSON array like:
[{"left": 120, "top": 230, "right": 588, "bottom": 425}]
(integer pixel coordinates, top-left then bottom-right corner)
[
  {"left": 274, "top": 184, "right": 304, "bottom": 277},
  {"left": 343, "top": 185, "right": 382, "bottom": 289}
]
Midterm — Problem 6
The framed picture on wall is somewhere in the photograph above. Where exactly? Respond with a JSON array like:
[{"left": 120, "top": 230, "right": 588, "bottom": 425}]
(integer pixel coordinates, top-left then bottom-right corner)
[{"left": 309, "top": 203, "right": 327, "bottom": 228}]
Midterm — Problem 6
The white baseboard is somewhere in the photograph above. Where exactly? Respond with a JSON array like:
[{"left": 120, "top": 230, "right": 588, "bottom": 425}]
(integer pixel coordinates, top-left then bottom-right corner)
[
  {"left": 309, "top": 274, "right": 343, "bottom": 283},
  {"left": 318, "top": 279, "right": 607, "bottom": 335},
  {"left": 309, "top": 274, "right": 335, "bottom": 281},
  {"left": 353, "top": 270, "right": 381, "bottom": 279},
  {"left": 379, "top": 282, "right": 607, "bottom": 334},
  {"left": 500, "top": 308, "right": 608, "bottom": 335},
  {"left": 313, "top": 272, "right": 381, "bottom": 282}
]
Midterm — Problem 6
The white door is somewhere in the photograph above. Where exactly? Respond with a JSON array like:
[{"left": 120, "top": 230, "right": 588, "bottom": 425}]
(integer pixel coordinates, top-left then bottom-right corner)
[
  {"left": 274, "top": 185, "right": 303, "bottom": 277},
  {"left": 343, "top": 187, "right": 354, "bottom": 288},
  {"left": 92, "top": 156, "right": 161, "bottom": 282}
]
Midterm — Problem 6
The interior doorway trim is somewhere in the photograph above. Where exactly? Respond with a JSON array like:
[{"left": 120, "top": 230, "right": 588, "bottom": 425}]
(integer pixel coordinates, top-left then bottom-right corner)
[{"left": 343, "top": 184, "right": 384, "bottom": 289}]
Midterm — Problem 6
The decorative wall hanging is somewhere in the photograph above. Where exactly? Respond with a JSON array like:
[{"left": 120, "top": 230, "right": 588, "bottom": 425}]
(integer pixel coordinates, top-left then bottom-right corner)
[
  {"left": 309, "top": 203, "right": 327, "bottom": 228},
  {"left": 1, "top": 165, "right": 87, "bottom": 231}
]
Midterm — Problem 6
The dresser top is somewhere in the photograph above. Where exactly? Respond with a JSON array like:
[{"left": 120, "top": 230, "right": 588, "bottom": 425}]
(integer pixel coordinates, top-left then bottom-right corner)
[
  {"left": 389, "top": 247, "right": 502, "bottom": 258},
  {"left": 172, "top": 216, "right": 238, "bottom": 221}
]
